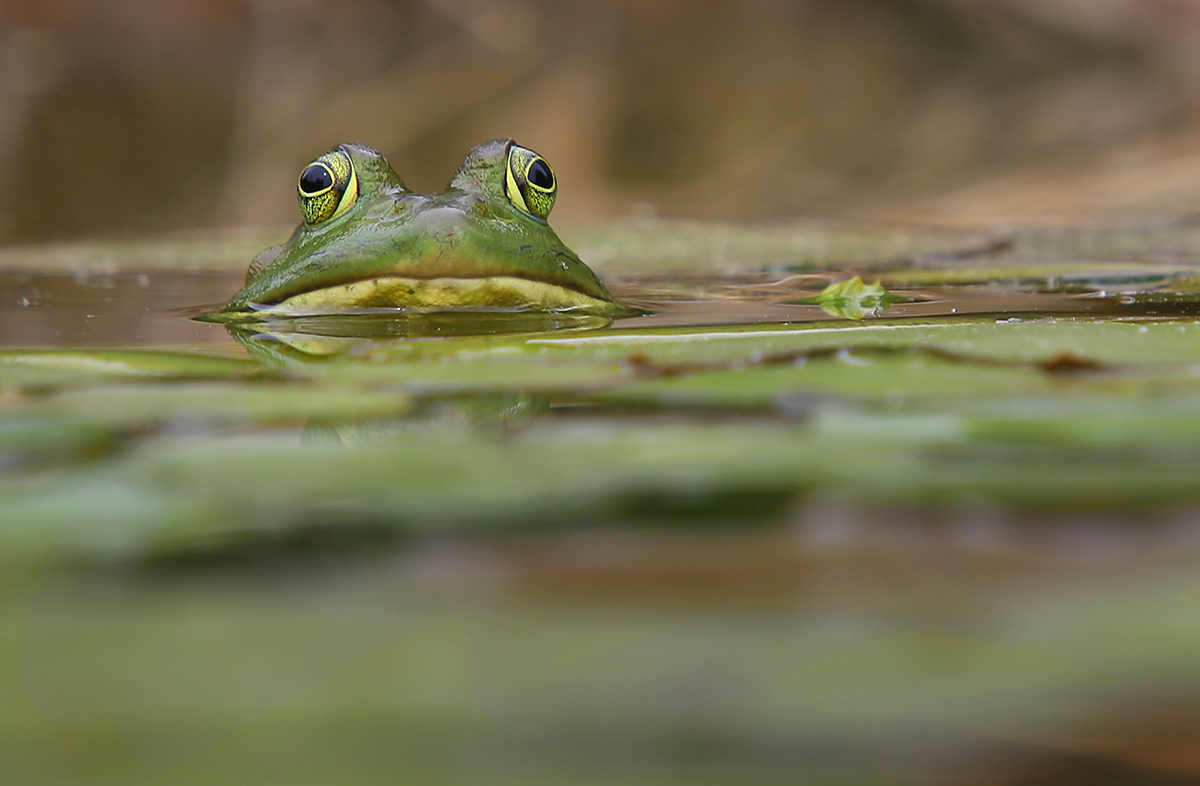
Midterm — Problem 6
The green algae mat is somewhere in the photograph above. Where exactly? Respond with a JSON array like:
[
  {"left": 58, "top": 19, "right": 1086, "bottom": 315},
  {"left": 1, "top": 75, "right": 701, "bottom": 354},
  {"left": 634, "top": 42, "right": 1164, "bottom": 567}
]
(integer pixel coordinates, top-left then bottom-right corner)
[{"left": 4, "top": 220, "right": 1200, "bottom": 784}]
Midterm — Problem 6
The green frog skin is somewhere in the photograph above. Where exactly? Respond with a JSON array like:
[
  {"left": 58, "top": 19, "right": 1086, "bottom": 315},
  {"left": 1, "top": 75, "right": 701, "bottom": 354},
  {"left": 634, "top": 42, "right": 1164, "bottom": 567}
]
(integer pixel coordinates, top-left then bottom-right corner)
[{"left": 215, "top": 139, "right": 621, "bottom": 318}]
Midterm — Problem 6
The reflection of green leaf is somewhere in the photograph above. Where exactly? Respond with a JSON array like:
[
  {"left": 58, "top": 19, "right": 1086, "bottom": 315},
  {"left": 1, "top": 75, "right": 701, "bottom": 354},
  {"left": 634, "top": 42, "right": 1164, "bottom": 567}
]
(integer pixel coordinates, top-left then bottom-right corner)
[
  {"left": 35, "top": 382, "right": 411, "bottom": 428},
  {"left": 0, "top": 350, "right": 259, "bottom": 388},
  {"left": 0, "top": 417, "right": 111, "bottom": 466},
  {"left": 804, "top": 277, "right": 890, "bottom": 319}
]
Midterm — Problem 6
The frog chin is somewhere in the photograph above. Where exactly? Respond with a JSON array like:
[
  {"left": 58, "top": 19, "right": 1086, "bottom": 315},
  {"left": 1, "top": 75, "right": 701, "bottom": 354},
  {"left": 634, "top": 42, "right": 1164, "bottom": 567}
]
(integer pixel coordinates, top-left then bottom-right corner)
[{"left": 244, "top": 275, "right": 617, "bottom": 316}]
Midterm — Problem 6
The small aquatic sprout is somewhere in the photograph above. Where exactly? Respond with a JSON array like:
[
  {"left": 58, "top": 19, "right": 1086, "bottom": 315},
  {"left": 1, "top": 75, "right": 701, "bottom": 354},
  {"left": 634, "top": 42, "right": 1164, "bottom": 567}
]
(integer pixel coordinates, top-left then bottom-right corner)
[{"left": 808, "top": 276, "right": 891, "bottom": 320}]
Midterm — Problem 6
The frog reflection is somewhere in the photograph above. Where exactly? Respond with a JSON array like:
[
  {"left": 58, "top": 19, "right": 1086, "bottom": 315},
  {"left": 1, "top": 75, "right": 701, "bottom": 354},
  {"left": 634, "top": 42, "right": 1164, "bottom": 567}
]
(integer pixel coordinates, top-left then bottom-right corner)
[{"left": 224, "top": 312, "right": 610, "bottom": 365}]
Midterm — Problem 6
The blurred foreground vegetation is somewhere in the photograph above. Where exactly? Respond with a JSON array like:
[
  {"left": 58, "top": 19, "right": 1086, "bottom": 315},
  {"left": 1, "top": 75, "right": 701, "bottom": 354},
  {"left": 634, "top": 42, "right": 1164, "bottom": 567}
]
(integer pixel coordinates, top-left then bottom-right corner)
[{"left": 2, "top": 221, "right": 1200, "bottom": 783}]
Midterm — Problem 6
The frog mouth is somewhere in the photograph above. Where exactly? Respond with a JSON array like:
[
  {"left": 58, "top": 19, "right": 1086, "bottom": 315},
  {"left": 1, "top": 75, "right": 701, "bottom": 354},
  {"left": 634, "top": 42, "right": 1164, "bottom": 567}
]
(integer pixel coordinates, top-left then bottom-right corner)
[{"left": 238, "top": 274, "right": 617, "bottom": 316}]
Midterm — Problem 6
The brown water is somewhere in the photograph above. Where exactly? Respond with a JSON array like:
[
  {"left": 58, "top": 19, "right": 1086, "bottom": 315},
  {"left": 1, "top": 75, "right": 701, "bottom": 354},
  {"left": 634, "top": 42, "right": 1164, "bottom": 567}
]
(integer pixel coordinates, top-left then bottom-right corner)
[{"left": 0, "top": 270, "right": 240, "bottom": 348}]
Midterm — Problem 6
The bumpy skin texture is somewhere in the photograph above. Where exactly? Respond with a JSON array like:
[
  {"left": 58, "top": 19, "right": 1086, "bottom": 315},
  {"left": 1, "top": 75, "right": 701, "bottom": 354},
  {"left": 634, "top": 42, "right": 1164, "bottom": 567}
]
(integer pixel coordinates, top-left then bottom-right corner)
[{"left": 217, "top": 140, "right": 619, "bottom": 317}]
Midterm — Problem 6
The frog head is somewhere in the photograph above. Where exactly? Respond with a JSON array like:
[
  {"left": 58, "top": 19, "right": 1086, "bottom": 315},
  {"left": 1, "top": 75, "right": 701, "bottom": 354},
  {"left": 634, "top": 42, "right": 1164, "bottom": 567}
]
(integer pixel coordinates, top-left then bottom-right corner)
[{"left": 215, "top": 140, "right": 620, "bottom": 318}]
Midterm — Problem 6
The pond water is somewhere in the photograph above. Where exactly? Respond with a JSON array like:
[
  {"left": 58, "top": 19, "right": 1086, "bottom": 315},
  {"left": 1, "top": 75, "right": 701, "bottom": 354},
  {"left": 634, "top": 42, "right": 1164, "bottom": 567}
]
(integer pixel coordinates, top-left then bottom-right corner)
[
  {"left": 4, "top": 267, "right": 1197, "bottom": 347},
  {"left": 6, "top": 249, "right": 1200, "bottom": 785}
]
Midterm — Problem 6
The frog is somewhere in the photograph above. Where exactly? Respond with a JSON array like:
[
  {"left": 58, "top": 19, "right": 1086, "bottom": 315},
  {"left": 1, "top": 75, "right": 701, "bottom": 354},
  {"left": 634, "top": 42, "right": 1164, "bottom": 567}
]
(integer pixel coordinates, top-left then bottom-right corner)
[{"left": 213, "top": 139, "right": 622, "bottom": 318}]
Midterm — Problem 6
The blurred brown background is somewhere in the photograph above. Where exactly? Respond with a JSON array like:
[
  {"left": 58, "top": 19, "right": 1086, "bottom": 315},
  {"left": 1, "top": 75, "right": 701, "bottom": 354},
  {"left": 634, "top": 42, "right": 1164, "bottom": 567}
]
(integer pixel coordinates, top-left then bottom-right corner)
[{"left": 6, "top": 0, "right": 1200, "bottom": 241}]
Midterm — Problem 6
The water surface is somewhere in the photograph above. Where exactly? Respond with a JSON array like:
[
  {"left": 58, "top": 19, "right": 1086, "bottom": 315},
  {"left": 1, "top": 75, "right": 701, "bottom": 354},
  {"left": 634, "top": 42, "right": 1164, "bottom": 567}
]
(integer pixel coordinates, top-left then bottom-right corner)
[
  {"left": 4, "top": 267, "right": 1197, "bottom": 348},
  {"left": 6, "top": 256, "right": 1200, "bottom": 785}
]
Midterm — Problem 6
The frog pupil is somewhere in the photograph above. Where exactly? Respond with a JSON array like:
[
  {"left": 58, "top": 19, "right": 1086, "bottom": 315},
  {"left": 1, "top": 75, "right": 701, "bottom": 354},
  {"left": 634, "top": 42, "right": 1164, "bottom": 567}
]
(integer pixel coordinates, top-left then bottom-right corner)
[
  {"left": 528, "top": 159, "right": 553, "bottom": 189},
  {"left": 300, "top": 164, "right": 333, "bottom": 194}
]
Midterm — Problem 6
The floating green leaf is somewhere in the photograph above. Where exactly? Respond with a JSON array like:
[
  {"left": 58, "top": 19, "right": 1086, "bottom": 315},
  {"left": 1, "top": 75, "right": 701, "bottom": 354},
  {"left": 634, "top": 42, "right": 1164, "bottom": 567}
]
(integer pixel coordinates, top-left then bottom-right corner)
[{"left": 799, "top": 276, "right": 891, "bottom": 319}]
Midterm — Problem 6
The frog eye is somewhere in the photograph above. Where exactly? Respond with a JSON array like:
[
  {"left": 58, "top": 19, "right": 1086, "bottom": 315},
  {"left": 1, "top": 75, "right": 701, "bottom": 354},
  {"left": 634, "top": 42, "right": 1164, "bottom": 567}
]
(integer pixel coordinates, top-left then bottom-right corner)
[
  {"left": 297, "top": 150, "right": 358, "bottom": 225},
  {"left": 505, "top": 145, "right": 556, "bottom": 220}
]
